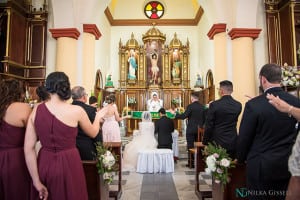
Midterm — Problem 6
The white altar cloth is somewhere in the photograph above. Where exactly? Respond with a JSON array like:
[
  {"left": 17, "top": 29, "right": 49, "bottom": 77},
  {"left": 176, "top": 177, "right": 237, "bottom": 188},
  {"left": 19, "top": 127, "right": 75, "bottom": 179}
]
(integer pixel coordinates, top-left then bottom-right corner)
[{"left": 136, "top": 149, "right": 174, "bottom": 173}]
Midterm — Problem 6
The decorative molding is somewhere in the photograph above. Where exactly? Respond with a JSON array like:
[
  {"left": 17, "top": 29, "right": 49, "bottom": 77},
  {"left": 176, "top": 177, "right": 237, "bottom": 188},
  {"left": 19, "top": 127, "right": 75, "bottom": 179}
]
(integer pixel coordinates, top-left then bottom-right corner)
[
  {"left": 207, "top": 23, "right": 227, "bottom": 40},
  {"left": 104, "top": 6, "right": 204, "bottom": 26},
  {"left": 83, "top": 24, "right": 102, "bottom": 40},
  {"left": 49, "top": 28, "right": 80, "bottom": 40},
  {"left": 228, "top": 28, "right": 262, "bottom": 40},
  {"left": 264, "top": 0, "right": 280, "bottom": 5}
]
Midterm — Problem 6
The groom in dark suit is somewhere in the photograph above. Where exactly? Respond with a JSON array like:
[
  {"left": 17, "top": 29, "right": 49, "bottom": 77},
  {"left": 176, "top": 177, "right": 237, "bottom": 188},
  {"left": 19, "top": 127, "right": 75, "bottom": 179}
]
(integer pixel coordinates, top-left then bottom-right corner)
[
  {"left": 203, "top": 80, "right": 242, "bottom": 159},
  {"left": 237, "top": 64, "right": 300, "bottom": 200},
  {"left": 155, "top": 108, "right": 174, "bottom": 149}
]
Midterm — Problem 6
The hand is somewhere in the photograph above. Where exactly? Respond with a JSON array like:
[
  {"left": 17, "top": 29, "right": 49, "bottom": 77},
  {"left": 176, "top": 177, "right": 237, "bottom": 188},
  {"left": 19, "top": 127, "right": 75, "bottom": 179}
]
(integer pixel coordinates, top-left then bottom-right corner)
[
  {"left": 122, "top": 115, "right": 131, "bottom": 119},
  {"left": 34, "top": 182, "right": 48, "bottom": 200},
  {"left": 244, "top": 94, "right": 253, "bottom": 100},
  {"left": 169, "top": 110, "right": 176, "bottom": 115},
  {"left": 266, "top": 93, "right": 291, "bottom": 113}
]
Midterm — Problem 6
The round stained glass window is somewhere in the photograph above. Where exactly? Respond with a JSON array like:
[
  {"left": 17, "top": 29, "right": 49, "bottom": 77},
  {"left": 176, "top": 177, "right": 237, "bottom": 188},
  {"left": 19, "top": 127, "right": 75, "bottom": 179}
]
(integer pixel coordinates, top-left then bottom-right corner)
[{"left": 144, "top": 1, "right": 164, "bottom": 19}]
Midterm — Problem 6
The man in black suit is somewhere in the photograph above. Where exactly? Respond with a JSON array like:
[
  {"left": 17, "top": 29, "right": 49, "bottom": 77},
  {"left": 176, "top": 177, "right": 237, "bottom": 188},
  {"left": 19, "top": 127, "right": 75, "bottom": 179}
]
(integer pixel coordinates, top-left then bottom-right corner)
[
  {"left": 203, "top": 80, "right": 242, "bottom": 159},
  {"left": 155, "top": 108, "right": 174, "bottom": 150},
  {"left": 71, "top": 86, "right": 102, "bottom": 160},
  {"left": 174, "top": 92, "right": 206, "bottom": 167},
  {"left": 237, "top": 64, "right": 300, "bottom": 200}
]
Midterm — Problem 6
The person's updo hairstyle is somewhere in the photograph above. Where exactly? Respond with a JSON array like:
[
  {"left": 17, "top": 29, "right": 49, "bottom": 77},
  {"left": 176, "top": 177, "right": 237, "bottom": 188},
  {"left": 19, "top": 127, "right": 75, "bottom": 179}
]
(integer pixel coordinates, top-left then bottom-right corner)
[
  {"left": 105, "top": 95, "right": 113, "bottom": 104},
  {"left": 45, "top": 72, "right": 71, "bottom": 100},
  {"left": 0, "top": 79, "right": 24, "bottom": 122}
]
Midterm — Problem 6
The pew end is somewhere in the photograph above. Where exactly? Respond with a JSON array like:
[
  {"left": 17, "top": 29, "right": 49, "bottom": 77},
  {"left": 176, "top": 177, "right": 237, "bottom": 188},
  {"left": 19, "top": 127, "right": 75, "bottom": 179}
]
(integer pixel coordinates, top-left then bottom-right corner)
[{"left": 82, "top": 160, "right": 109, "bottom": 200}]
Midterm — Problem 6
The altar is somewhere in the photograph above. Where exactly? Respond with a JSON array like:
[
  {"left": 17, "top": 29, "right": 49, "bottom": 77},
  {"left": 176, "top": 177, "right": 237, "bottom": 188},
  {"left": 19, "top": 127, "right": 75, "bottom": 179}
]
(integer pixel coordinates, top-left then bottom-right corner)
[
  {"left": 125, "top": 111, "right": 183, "bottom": 136},
  {"left": 94, "top": 26, "right": 215, "bottom": 132}
]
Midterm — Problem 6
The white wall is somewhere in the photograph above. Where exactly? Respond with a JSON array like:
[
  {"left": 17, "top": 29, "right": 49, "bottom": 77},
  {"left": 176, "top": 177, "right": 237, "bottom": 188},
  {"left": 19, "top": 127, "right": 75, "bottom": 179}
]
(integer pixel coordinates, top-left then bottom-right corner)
[{"left": 45, "top": 0, "right": 268, "bottom": 93}]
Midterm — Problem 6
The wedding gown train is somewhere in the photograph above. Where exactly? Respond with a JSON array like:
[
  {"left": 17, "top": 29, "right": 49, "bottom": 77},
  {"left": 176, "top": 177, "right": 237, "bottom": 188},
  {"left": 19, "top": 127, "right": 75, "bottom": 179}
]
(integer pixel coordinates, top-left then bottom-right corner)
[{"left": 122, "top": 121, "right": 157, "bottom": 171}]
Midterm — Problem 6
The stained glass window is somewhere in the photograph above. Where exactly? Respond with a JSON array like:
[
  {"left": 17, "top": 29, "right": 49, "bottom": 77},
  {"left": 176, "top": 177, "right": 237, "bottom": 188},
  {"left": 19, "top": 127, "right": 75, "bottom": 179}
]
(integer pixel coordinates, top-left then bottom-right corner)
[{"left": 144, "top": 1, "right": 164, "bottom": 19}]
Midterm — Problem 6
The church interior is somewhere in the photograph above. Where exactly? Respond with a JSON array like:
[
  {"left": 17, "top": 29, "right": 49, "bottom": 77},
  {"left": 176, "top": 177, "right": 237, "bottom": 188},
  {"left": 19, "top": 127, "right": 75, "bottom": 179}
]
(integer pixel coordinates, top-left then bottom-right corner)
[{"left": 1, "top": 0, "right": 300, "bottom": 199}]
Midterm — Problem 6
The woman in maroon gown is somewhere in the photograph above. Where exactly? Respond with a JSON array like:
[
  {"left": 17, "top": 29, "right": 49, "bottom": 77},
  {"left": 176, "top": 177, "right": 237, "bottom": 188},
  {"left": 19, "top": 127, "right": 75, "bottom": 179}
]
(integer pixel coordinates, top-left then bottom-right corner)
[
  {"left": 0, "top": 79, "right": 32, "bottom": 200},
  {"left": 24, "top": 72, "right": 107, "bottom": 200}
]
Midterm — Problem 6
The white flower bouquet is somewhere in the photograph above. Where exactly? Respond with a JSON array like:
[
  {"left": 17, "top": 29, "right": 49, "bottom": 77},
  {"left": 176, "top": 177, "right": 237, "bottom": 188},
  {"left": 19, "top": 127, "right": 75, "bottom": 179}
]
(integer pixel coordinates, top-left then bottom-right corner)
[
  {"left": 202, "top": 142, "right": 235, "bottom": 186},
  {"left": 281, "top": 64, "right": 300, "bottom": 87},
  {"left": 96, "top": 143, "right": 119, "bottom": 184},
  {"left": 128, "top": 97, "right": 137, "bottom": 104},
  {"left": 171, "top": 97, "right": 180, "bottom": 105}
]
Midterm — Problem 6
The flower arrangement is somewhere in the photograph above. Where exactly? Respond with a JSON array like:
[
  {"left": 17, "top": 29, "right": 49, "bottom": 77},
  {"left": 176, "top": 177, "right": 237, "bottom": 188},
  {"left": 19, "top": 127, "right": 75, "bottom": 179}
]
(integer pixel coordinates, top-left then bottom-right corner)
[
  {"left": 202, "top": 142, "right": 235, "bottom": 187},
  {"left": 171, "top": 97, "right": 180, "bottom": 105},
  {"left": 281, "top": 63, "right": 300, "bottom": 87},
  {"left": 122, "top": 106, "right": 132, "bottom": 115},
  {"left": 177, "top": 107, "right": 185, "bottom": 114},
  {"left": 95, "top": 143, "right": 119, "bottom": 184},
  {"left": 128, "top": 97, "right": 137, "bottom": 104}
]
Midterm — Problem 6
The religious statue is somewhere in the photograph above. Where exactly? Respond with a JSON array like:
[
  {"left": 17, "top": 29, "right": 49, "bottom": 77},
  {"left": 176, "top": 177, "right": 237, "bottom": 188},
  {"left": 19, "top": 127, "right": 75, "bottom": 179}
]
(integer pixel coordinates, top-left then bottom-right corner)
[
  {"left": 147, "top": 91, "right": 163, "bottom": 112},
  {"left": 195, "top": 74, "right": 203, "bottom": 87},
  {"left": 150, "top": 52, "right": 159, "bottom": 84},
  {"left": 172, "top": 61, "right": 181, "bottom": 79},
  {"left": 171, "top": 50, "right": 181, "bottom": 84},
  {"left": 105, "top": 74, "right": 114, "bottom": 87},
  {"left": 128, "top": 49, "right": 138, "bottom": 80}
]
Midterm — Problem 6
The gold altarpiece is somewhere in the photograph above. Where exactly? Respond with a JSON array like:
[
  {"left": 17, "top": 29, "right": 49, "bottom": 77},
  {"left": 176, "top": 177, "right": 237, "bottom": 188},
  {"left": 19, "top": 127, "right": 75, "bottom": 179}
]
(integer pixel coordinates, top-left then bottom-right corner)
[{"left": 115, "top": 26, "right": 192, "bottom": 135}]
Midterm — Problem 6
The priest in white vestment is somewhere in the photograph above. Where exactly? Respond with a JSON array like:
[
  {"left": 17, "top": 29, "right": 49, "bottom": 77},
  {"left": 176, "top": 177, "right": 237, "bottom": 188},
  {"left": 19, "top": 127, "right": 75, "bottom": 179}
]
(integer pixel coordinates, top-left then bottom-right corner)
[{"left": 147, "top": 92, "right": 163, "bottom": 112}]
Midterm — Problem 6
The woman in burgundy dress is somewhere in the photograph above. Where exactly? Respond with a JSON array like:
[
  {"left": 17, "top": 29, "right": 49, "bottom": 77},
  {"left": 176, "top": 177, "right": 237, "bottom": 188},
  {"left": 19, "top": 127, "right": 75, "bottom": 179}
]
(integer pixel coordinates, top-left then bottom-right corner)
[
  {"left": 24, "top": 72, "right": 107, "bottom": 200},
  {"left": 0, "top": 79, "right": 32, "bottom": 200}
]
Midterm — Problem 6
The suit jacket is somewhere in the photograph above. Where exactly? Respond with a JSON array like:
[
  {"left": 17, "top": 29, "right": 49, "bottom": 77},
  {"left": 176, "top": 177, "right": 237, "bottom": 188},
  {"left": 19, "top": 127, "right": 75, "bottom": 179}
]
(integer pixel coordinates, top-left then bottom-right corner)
[
  {"left": 175, "top": 101, "right": 205, "bottom": 135},
  {"left": 72, "top": 101, "right": 102, "bottom": 160},
  {"left": 203, "top": 95, "right": 242, "bottom": 156},
  {"left": 155, "top": 115, "right": 174, "bottom": 147},
  {"left": 237, "top": 87, "right": 300, "bottom": 182}
]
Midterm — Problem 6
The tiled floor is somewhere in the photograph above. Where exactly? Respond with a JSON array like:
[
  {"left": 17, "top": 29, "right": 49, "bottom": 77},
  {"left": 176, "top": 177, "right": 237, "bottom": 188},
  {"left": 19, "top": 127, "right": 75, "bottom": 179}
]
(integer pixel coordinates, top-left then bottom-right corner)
[{"left": 109, "top": 136, "right": 213, "bottom": 200}]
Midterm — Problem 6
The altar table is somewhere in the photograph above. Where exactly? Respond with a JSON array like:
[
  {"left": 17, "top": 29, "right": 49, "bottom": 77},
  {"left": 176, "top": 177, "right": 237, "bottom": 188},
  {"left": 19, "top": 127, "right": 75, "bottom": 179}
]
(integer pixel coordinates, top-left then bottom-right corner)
[
  {"left": 129, "top": 111, "right": 175, "bottom": 119},
  {"left": 136, "top": 149, "right": 174, "bottom": 173},
  {"left": 125, "top": 111, "right": 183, "bottom": 136}
]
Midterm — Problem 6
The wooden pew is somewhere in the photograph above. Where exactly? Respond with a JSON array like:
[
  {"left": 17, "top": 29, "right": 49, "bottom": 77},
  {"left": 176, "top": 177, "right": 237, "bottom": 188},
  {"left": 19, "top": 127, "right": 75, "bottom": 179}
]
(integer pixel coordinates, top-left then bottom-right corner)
[
  {"left": 194, "top": 142, "right": 212, "bottom": 200},
  {"left": 103, "top": 142, "right": 122, "bottom": 200},
  {"left": 82, "top": 160, "right": 109, "bottom": 200},
  {"left": 195, "top": 142, "right": 247, "bottom": 200},
  {"left": 212, "top": 163, "right": 246, "bottom": 200},
  {"left": 189, "top": 127, "right": 205, "bottom": 168}
]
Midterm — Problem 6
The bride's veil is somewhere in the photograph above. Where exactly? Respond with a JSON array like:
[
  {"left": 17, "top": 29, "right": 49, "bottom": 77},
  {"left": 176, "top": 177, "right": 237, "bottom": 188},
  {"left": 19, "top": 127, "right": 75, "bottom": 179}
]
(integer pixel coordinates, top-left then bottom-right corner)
[{"left": 141, "top": 111, "right": 152, "bottom": 122}]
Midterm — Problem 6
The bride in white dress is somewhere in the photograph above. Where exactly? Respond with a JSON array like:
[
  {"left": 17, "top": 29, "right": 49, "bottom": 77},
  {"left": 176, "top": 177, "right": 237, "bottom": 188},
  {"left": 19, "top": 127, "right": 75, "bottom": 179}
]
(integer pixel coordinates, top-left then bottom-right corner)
[{"left": 122, "top": 111, "right": 158, "bottom": 171}]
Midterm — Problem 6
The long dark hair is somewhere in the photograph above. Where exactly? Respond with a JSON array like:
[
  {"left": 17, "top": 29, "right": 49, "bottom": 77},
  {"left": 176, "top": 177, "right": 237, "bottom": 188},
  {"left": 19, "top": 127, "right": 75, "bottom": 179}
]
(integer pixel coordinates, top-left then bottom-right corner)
[{"left": 0, "top": 79, "right": 24, "bottom": 122}]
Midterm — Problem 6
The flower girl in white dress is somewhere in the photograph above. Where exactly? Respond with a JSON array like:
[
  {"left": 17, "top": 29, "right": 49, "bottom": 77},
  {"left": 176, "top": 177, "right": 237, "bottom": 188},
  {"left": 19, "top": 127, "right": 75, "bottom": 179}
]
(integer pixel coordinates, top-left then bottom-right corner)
[{"left": 122, "top": 111, "right": 158, "bottom": 171}]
